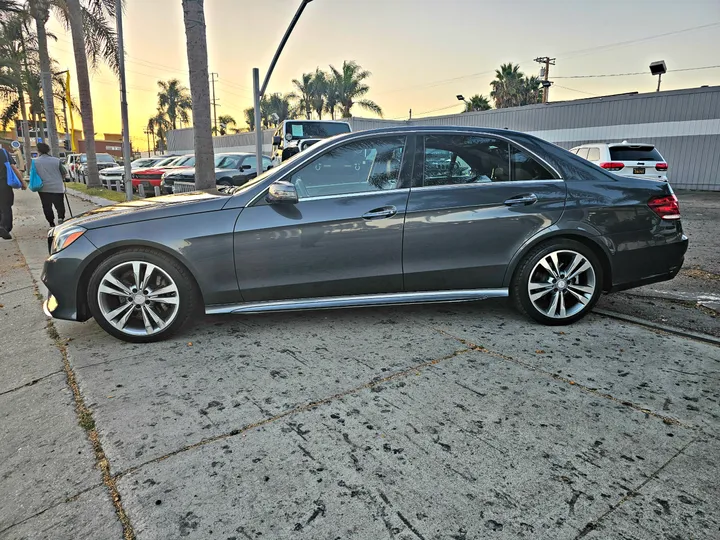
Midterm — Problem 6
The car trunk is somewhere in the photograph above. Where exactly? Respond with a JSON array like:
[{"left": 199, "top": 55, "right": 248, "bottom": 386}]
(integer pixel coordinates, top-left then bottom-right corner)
[{"left": 608, "top": 145, "right": 667, "bottom": 181}]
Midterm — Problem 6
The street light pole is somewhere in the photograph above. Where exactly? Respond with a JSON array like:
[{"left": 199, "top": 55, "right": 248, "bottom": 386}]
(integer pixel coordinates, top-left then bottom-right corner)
[
  {"left": 115, "top": 0, "right": 133, "bottom": 201},
  {"left": 54, "top": 70, "right": 70, "bottom": 152},
  {"left": 254, "top": 0, "right": 314, "bottom": 172}
]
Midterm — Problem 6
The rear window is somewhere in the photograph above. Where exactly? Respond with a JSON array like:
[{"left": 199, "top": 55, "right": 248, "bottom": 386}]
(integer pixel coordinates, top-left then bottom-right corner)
[{"left": 609, "top": 146, "right": 662, "bottom": 161}]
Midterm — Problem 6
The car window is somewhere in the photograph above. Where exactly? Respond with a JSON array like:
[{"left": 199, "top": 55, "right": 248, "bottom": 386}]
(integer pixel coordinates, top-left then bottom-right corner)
[
  {"left": 510, "top": 146, "right": 555, "bottom": 180},
  {"left": 423, "top": 135, "right": 511, "bottom": 185},
  {"left": 576, "top": 148, "right": 589, "bottom": 159},
  {"left": 97, "top": 154, "right": 115, "bottom": 163},
  {"left": 262, "top": 156, "right": 272, "bottom": 169},
  {"left": 609, "top": 146, "right": 662, "bottom": 161},
  {"left": 244, "top": 156, "right": 257, "bottom": 170},
  {"left": 290, "top": 136, "right": 406, "bottom": 199},
  {"left": 216, "top": 155, "right": 241, "bottom": 169},
  {"left": 587, "top": 147, "right": 600, "bottom": 161},
  {"left": 422, "top": 135, "right": 554, "bottom": 184}
]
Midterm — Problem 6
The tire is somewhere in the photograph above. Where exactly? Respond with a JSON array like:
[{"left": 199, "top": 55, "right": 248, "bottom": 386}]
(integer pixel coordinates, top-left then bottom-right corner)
[
  {"left": 511, "top": 239, "right": 603, "bottom": 326},
  {"left": 87, "top": 248, "right": 199, "bottom": 342}
]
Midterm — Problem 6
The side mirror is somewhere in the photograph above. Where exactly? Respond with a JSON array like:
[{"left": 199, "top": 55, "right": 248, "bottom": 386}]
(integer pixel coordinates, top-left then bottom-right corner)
[
  {"left": 282, "top": 147, "right": 300, "bottom": 161},
  {"left": 273, "top": 136, "right": 282, "bottom": 145},
  {"left": 266, "top": 181, "right": 298, "bottom": 204},
  {"left": 241, "top": 164, "right": 252, "bottom": 170}
]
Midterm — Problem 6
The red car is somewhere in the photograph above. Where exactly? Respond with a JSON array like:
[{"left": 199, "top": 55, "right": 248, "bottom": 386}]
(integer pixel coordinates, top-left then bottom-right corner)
[{"left": 131, "top": 155, "right": 194, "bottom": 192}]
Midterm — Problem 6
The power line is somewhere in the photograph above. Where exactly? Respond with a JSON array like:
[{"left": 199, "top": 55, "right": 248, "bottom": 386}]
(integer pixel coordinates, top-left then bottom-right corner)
[
  {"left": 553, "top": 85, "right": 598, "bottom": 96},
  {"left": 555, "top": 64, "right": 720, "bottom": 79}
]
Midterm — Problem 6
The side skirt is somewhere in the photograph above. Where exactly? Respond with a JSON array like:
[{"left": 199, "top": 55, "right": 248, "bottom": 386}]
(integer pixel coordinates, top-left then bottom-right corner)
[{"left": 205, "top": 289, "right": 509, "bottom": 315}]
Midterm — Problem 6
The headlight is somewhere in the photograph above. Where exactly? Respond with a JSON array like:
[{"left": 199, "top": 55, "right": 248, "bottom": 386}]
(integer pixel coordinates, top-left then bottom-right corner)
[
  {"left": 161, "top": 172, "right": 167, "bottom": 180},
  {"left": 51, "top": 226, "right": 86, "bottom": 254}
]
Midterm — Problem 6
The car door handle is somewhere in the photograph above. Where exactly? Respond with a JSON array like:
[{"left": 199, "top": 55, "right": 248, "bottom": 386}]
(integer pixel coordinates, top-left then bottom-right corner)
[
  {"left": 362, "top": 206, "right": 397, "bottom": 219},
  {"left": 504, "top": 194, "right": 538, "bottom": 206}
]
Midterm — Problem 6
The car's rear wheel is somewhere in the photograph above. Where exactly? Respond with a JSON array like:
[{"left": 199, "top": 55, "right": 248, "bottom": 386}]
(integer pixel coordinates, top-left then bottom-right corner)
[
  {"left": 512, "top": 239, "right": 602, "bottom": 325},
  {"left": 87, "top": 249, "right": 198, "bottom": 342}
]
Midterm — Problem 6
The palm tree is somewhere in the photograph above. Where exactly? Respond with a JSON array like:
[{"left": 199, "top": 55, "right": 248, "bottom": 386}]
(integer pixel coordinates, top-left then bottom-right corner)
[
  {"left": 328, "top": 60, "right": 382, "bottom": 118},
  {"left": 519, "top": 76, "right": 542, "bottom": 106},
  {"left": 157, "top": 79, "right": 192, "bottom": 131},
  {"left": 464, "top": 94, "right": 491, "bottom": 112},
  {"left": 0, "top": 0, "right": 21, "bottom": 12},
  {"left": 490, "top": 63, "right": 524, "bottom": 108},
  {"left": 150, "top": 109, "right": 170, "bottom": 152},
  {"left": 64, "top": 0, "right": 118, "bottom": 187},
  {"left": 292, "top": 72, "right": 313, "bottom": 120},
  {"left": 181, "top": 0, "right": 213, "bottom": 190},
  {"left": 243, "top": 106, "right": 254, "bottom": 131},
  {"left": 310, "top": 68, "right": 326, "bottom": 120},
  {"left": 216, "top": 114, "right": 236, "bottom": 135},
  {"left": 260, "top": 92, "right": 296, "bottom": 128}
]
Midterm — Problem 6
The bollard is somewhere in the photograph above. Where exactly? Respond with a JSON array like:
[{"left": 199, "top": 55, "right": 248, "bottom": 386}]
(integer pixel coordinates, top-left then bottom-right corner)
[
  {"left": 138, "top": 184, "right": 145, "bottom": 198},
  {"left": 154, "top": 186, "right": 161, "bottom": 197}
]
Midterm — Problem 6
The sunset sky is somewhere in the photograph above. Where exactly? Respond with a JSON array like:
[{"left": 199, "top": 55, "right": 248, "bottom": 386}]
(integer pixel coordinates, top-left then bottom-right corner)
[{"left": 45, "top": 0, "right": 720, "bottom": 152}]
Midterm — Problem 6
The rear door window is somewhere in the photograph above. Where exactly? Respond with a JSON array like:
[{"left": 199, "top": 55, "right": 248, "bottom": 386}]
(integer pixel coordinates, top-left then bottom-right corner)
[
  {"left": 609, "top": 146, "right": 662, "bottom": 161},
  {"left": 576, "top": 148, "right": 589, "bottom": 159},
  {"left": 587, "top": 147, "right": 600, "bottom": 161}
]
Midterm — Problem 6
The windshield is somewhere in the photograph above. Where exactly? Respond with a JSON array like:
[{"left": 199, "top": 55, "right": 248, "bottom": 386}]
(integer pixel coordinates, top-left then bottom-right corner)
[
  {"left": 215, "top": 155, "right": 241, "bottom": 169},
  {"left": 97, "top": 154, "right": 115, "bottom": 163},
  {"left": 154, "top": 157, "right": 178, "bottom": 167},
  {"left": 285, "top": 121, "right": 351, "bottom": 140},
  {"left": 173, "top": 156, "right": 196, "bottom": 167},
  {"left": 132, "top": 158, "right": 159, "bottom": 168}
]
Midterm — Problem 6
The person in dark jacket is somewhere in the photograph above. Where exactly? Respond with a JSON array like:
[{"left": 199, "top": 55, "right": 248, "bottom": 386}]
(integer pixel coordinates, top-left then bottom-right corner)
[
  {"left": 0, "top": 144, "right": 26, "bottom": 240},
  {"left": 33, "top": 142, "right": 68, "bottom": 227}
]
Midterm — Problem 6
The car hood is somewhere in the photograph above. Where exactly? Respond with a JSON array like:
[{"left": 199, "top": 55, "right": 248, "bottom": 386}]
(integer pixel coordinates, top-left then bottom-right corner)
[
  {"left": 62, "top": 191, "right": 230, "bottom": 230},
  {"left": 99, "top": 165, "right": 125, "bottom": 175}
]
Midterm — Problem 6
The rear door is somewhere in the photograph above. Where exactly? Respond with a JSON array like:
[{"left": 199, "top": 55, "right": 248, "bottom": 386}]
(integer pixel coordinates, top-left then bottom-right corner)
[
  {"left": 402, "top": 133, "right": 567, "bottom": 291},
  {"left": 609, "top": 144, "right": 667, "bottom": 181}
]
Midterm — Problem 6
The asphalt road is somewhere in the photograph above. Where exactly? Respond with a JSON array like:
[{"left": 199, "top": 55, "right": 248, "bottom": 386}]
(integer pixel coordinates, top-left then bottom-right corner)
[{"left": 1, "top": 188, "right": 718, "bottom": 540}]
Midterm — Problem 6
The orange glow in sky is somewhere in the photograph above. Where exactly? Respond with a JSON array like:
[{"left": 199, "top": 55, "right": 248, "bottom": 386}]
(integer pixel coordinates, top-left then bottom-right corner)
[{"left": 44, "top": 0, "right": 720, "bottom": 153}]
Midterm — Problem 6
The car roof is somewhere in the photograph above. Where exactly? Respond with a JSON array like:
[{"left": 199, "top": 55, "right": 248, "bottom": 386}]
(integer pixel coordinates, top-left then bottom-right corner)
[{"left": 282, "top": 119, "right": 350, "bottom": 124}]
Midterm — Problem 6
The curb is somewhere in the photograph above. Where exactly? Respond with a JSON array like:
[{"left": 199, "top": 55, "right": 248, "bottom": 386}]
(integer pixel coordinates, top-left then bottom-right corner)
[
  {"left": 594, "top": 308, "right": 720, "bottom": 346},
  {"left": 65, "top": 187, "right": 117, "bottom": 207}
]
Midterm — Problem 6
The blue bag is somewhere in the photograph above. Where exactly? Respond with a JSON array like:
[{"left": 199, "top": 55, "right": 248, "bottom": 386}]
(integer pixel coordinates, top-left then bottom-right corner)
[
  {"left": 29, "top": 159, "right": 43, "bottom": 192},
  {"left": 3, "top": 149, "right": 22, "bottom": 189}
]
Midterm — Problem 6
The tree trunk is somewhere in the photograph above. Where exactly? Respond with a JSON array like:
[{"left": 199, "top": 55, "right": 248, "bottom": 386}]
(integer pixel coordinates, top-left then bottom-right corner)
[
  {"left": 66, "top": 0, "right": 101, "bottom": 187},
  {"left": 181, "top": 0, "right": 214, "bottom": 190},
  {"left": 31, "top": 0, "right": 59, "bottom": 156},
  {"left": 17, "top": 93, "right": 32, "bottom": 174}
]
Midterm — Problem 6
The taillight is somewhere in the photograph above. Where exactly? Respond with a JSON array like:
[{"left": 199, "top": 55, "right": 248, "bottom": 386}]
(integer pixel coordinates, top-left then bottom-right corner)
[
  {"left": 648, "top": 194, "right": 680, "bottom": 220},
  {"left": 655, "top": 163, "right": 668, "bottom": 171},
  {"left": 600, "top": 162, "right": 625, "bottom": 171}
]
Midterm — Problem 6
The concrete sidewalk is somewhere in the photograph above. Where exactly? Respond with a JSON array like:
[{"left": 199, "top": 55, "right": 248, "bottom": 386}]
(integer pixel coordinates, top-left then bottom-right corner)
[{"left": 0, "top": 190, "right": 121, "bottom": 538}]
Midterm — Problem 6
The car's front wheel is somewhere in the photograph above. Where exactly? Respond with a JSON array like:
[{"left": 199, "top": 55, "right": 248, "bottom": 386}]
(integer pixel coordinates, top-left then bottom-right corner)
[
  {"left": 87, "top": 249, "right": 198, "bottom": 342},
  {"left": 512, "top": 239, "right": 603, "bottom": 325}
]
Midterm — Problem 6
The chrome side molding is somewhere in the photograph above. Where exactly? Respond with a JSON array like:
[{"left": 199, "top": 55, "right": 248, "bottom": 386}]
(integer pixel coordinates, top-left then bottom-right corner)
[{"left": 206, "top": 289, "right": 509, "bottom": 315}]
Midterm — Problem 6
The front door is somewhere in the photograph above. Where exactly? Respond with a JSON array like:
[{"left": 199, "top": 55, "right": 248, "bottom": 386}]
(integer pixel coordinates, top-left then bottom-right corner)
[
  {"left": 403, "top": 133, "right": 567, "bottom": 291},
  {"left": 234, "top": 135, "right": 412, "bottom": 302}
]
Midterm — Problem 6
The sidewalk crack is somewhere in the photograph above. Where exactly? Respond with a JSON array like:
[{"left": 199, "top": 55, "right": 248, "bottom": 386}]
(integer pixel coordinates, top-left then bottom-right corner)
[{"left": 0, "top": 370, "right": 64, "bottom": 398}]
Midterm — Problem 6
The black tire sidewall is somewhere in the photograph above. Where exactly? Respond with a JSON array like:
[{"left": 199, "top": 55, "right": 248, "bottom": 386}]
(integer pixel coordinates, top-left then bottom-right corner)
[
  {"left": 513, "top": 239, "right": 603, "bottom": 326},
  {"left": 87, "top": 249, "right": 195, "bottom": 342}
]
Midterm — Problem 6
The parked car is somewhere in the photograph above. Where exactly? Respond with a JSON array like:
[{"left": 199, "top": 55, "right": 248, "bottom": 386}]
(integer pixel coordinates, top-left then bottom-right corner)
[
  {"left": 65, "top": 154, "right": 81, "bottom": 181},
  {"left": 161, "top": 153, "right": 272, "bottom": 194},
  {"left": 131, "top": 155, "right": 194, "bottom": 193},
  {"left": 77, "top": 153, "right": 119, "bottom": 183},
  {"left": 271, "top": 120, "right": 351, "bottom": 166},
  {"left": 570, "top": 141, "right": 668, "bottom": 182},
  {"left": 99, "top": 157, "right": 167, "bottom": 186},
  {"left": 42, "top": 126, "right": 687, "bottom": 342}
]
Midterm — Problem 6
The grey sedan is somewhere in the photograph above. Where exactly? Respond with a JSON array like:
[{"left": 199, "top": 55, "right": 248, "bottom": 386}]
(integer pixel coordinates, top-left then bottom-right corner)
[{"left": 42, "top": 127, "right": 688, "bottom": 342}]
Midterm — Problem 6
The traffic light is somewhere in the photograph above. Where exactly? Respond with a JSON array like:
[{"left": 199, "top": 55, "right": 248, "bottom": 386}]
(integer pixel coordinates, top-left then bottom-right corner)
[{"left": 63, "top": 139, "right": 71, "bottom": 150}]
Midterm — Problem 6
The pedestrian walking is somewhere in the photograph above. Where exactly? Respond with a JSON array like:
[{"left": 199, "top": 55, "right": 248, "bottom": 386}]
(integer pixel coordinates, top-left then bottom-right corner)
[
  {"left": 0, "top": 144, "right": 26, "bottom": 240},
  {"left": 31, "top": 142, "right": 68, "bottom": 228}
]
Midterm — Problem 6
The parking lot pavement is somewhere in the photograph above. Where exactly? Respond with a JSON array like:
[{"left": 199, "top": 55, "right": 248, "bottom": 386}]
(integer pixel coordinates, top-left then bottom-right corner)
[{"left": 5, "top": 189, "right": 720, "bottom": 539}]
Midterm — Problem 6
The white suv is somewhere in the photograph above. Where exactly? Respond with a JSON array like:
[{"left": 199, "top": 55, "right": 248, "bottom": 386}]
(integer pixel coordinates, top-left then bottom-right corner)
[{"left": 570, "top": 141, "right": 668, "bottom": 182}]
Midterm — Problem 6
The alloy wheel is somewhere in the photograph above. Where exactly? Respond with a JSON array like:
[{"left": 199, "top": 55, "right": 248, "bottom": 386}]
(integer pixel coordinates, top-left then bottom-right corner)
[
  {"left": 97, "top": 261, "right": 180, "bottom": 337},
  {"left": 527, "top": 249, "right": 596, "bottom": 319}
]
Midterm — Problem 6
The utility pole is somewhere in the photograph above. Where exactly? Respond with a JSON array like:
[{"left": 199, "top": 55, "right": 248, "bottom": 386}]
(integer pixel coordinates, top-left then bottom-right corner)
[
  {"left": 210, "top": 72, "right": 219, "bottom": 136},
  {"left": 409, "top": 109, "right": 412, "bottom": 120},
  {"left": 116, "top": 0, "right": 133, "bottom": 201},
  {"left": 534, "top": 56, "right": 555, "bottom": 103}
]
